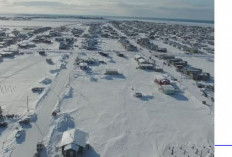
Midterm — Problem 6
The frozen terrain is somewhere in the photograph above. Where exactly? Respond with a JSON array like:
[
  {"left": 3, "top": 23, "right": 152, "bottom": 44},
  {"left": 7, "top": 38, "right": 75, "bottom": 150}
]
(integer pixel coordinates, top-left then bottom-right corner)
[{"left": 0, "top": 17, "right": 214, "bottom": 157}]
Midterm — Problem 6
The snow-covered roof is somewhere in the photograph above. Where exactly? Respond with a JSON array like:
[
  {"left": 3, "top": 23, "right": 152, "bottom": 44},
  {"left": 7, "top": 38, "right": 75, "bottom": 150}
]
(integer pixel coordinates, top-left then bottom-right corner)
[
  {"left": 58, "top": 129, "right": 88, "bottom": 148},
  {"left": 161, "top": 85, "right": 175, "bottom": 91},
  {"left": 155, "top": 75, "right": 167, "bottom": 81},
  {"left": 137, "top": 58, "right": 147, "bottom": 64},
  {"left": 64, "top": 143, "right": 80, "bottom": 151},
  {"left": 79, "top": 62, "right": 88, "bottom": 67},
  {"left": 134, "top": 55, "right": 143, "bottom": 60}
]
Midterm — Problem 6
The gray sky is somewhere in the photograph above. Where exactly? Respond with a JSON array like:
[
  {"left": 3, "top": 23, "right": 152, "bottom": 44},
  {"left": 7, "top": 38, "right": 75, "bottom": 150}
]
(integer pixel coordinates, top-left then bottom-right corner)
[{"left": 0, "top": 0, "right": 214, "bottom": 20}]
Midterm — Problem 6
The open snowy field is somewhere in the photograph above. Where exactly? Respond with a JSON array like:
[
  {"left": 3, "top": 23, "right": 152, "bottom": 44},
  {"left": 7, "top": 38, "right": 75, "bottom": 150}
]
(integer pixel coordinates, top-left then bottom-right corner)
[{"left": 0, "top": 18, "right": 214, "bottom": 157}]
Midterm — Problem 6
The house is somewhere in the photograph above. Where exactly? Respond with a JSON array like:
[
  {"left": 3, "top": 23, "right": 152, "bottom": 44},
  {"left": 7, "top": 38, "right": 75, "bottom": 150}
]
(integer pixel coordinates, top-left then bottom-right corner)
[
  {"left": 137, "top": 63, "right": 154, "bottom": 70},
  {"left": 168, "top": 58, "right": 182, "bottom": 65},
  {"left": 182, "top": 67, "right": 202, "bottom": 80},
  {"left": 154, "top": 66, "right": 163, "bottom": 72},
  {"left": 162, "top": 55, "right": 175, "bottom": 60},
  {"left": 58, "top": 129, "right": 89, "bottom": 157},
  {"left": 0, "top": 51, "right": 15, "bottom": 58},
  {"left": 176, "top": 65, "right": 185, "bottom": 72},
  {"left": 134, "top": 55, "right": 144, "bottom": 61},
  {"left": 154, "top": 75, "right": 170, "bottom": 85},
  {"left": 198, "top": 72, "right": 210, "bottom": 81},
  {"left": 190, "top": 47, "right": 199, "bottom": 53},
  {"left": 160, "top": 85, "right": 175, "bottom": 95},
  {"left": 137, "top": 58, "right": 149, "bottom": 64},
  {"left": 173, "top": 61, "right": 188, "bottom": 67},
  {"left": 157, "top": 47, "right": 167, "bottom": 53}
]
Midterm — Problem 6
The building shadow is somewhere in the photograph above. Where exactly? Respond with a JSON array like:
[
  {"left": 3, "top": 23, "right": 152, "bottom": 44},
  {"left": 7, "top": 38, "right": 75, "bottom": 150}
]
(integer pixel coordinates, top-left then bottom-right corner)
[
  {"left": 171, "top": 93, "right": 188, "bottom": 101},
  {"left": 83, "top": 145, "right": 100, "bottom": 157},
  {"left": 140, "top": 95, "right": 154, "bottom": 101}
]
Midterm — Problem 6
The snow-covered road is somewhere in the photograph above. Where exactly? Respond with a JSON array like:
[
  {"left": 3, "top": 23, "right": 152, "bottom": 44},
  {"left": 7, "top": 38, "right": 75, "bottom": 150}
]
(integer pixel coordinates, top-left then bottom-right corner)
[{"left": 11, "top": 51, "right": 78, "bottom": 157}]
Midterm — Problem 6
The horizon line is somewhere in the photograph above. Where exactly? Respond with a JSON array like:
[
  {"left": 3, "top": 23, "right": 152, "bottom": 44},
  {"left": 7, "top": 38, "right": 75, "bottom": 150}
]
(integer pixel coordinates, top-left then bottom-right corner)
[{"left": 0, "top": 13, "right": 214, "bottom": 24}]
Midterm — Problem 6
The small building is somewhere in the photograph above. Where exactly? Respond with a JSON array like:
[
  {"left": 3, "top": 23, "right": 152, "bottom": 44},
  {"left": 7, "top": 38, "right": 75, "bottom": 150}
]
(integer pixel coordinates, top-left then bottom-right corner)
[
  {"left": 104, "top": 69, "right": 120, "bottom": 75},
  {"left": 58, "top": 129, "right": 89, "bottom": 157},
  {"left": 160, "top": 85, "right": 175, "bottom": 95},
  {"left": 137, "top": 58, "right": 149, "bottom": 64},
  {"left": 134, "top": 55, "right": 144, "bottom": 61},
  {"left": 79, "top": 62, "right": 88, "bottom": 70},
  {"left": 155, "top": 75, "right": 170, "bottom": 85},
  {"left": 137, "top": 63, "right": 154, "bottom": 70}
]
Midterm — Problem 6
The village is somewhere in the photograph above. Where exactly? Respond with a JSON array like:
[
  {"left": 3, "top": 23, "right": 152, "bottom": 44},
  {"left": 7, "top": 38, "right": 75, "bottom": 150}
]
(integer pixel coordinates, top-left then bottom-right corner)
[{"left": 0, "top": 17, "right": 214, "bottom": 157}]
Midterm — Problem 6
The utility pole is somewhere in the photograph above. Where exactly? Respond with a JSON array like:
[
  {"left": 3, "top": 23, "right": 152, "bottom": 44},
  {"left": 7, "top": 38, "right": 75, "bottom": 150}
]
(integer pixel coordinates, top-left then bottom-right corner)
[
  {"left": 27, "top": 96, "right": 29, "bottom": 112},
  {"left": 180, "top": 73, "right": 183, "bottom": 89}
]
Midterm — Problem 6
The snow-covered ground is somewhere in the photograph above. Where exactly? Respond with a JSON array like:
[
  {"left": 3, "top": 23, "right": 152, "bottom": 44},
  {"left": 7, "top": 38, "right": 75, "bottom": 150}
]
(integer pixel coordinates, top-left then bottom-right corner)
[{"left": 0, "top": 19, "right": 214, "bottom": 157}]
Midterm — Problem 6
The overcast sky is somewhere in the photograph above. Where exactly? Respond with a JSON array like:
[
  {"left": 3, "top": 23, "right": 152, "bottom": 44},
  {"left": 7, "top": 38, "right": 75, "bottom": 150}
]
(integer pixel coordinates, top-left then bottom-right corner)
[{"left": 0, "top": 0, "right": 214, "bottom": 20}]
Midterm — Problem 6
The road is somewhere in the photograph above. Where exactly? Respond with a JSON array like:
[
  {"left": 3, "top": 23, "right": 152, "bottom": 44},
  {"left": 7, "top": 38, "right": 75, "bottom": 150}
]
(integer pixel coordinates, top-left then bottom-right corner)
[{"left": 11, "top": 50, "right": 78, "bottom": 157}]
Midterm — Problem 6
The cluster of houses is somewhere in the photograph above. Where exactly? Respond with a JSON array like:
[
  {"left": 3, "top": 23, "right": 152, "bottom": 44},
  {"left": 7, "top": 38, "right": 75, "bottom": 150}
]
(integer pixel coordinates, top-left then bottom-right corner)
[
  {"left": 111, "top": 21, "right": 140, "bottom": 37},
  {"left": 18, "top": 42, "right": 36, "bottom": 49},
  {"left": 156, "top": 54, "right": 210, "bottom": 81},
  {"left": 33, "top": 27, "right": 51, "bottom": 34},
  {"left": 71, "top": 28, "right": 84, "bottom": 37},
  {"left": 137, "top": 38, "right": 158, "bottom": 50},
  {"left": 55, "top": 37, "right": 75, "bottom": 50},
  {"left": 111, "top": 21, "right": 214, "bottom": 54},
  {"left": 0, "top": 28, "right": 30, "bottom": 48},
  {"left": 0, "top": 26, "right": 55, "bottom": 50},
  {"left": 101, "top": 25, "right": 119, "bottom": 39},
  {"left": 119, "top": 37, "right": 137, "bottom": 51},
  {"left": 87, "top": 23, "right": 102, "bottom": 38},
  {"left": 82, "top": 38, "right": 98, "bottom": 50},
  {"left": 75, "top": 56, "right": 99, "bottom": 70},
  {"left": 32, "top": 34, "right": 53, "bottom": 44}
]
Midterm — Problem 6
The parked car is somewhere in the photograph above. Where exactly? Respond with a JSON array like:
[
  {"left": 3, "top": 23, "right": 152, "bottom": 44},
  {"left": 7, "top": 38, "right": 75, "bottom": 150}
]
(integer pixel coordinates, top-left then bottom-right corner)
[
  {"left": 32, "top": 87, "right": 45, "bottom": 93},
  {"left": 98, "top": 51, "right": 109, "bottom": 57},
  {"left": 133, "top": 92, "right": 143, "bottom": 98}
]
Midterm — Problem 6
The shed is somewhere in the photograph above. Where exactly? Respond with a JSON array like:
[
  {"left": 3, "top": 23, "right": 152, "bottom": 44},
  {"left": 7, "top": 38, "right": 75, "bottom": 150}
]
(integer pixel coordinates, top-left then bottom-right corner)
[{"left": 104, "top": 69, "right": 120, "bottom": 75}]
